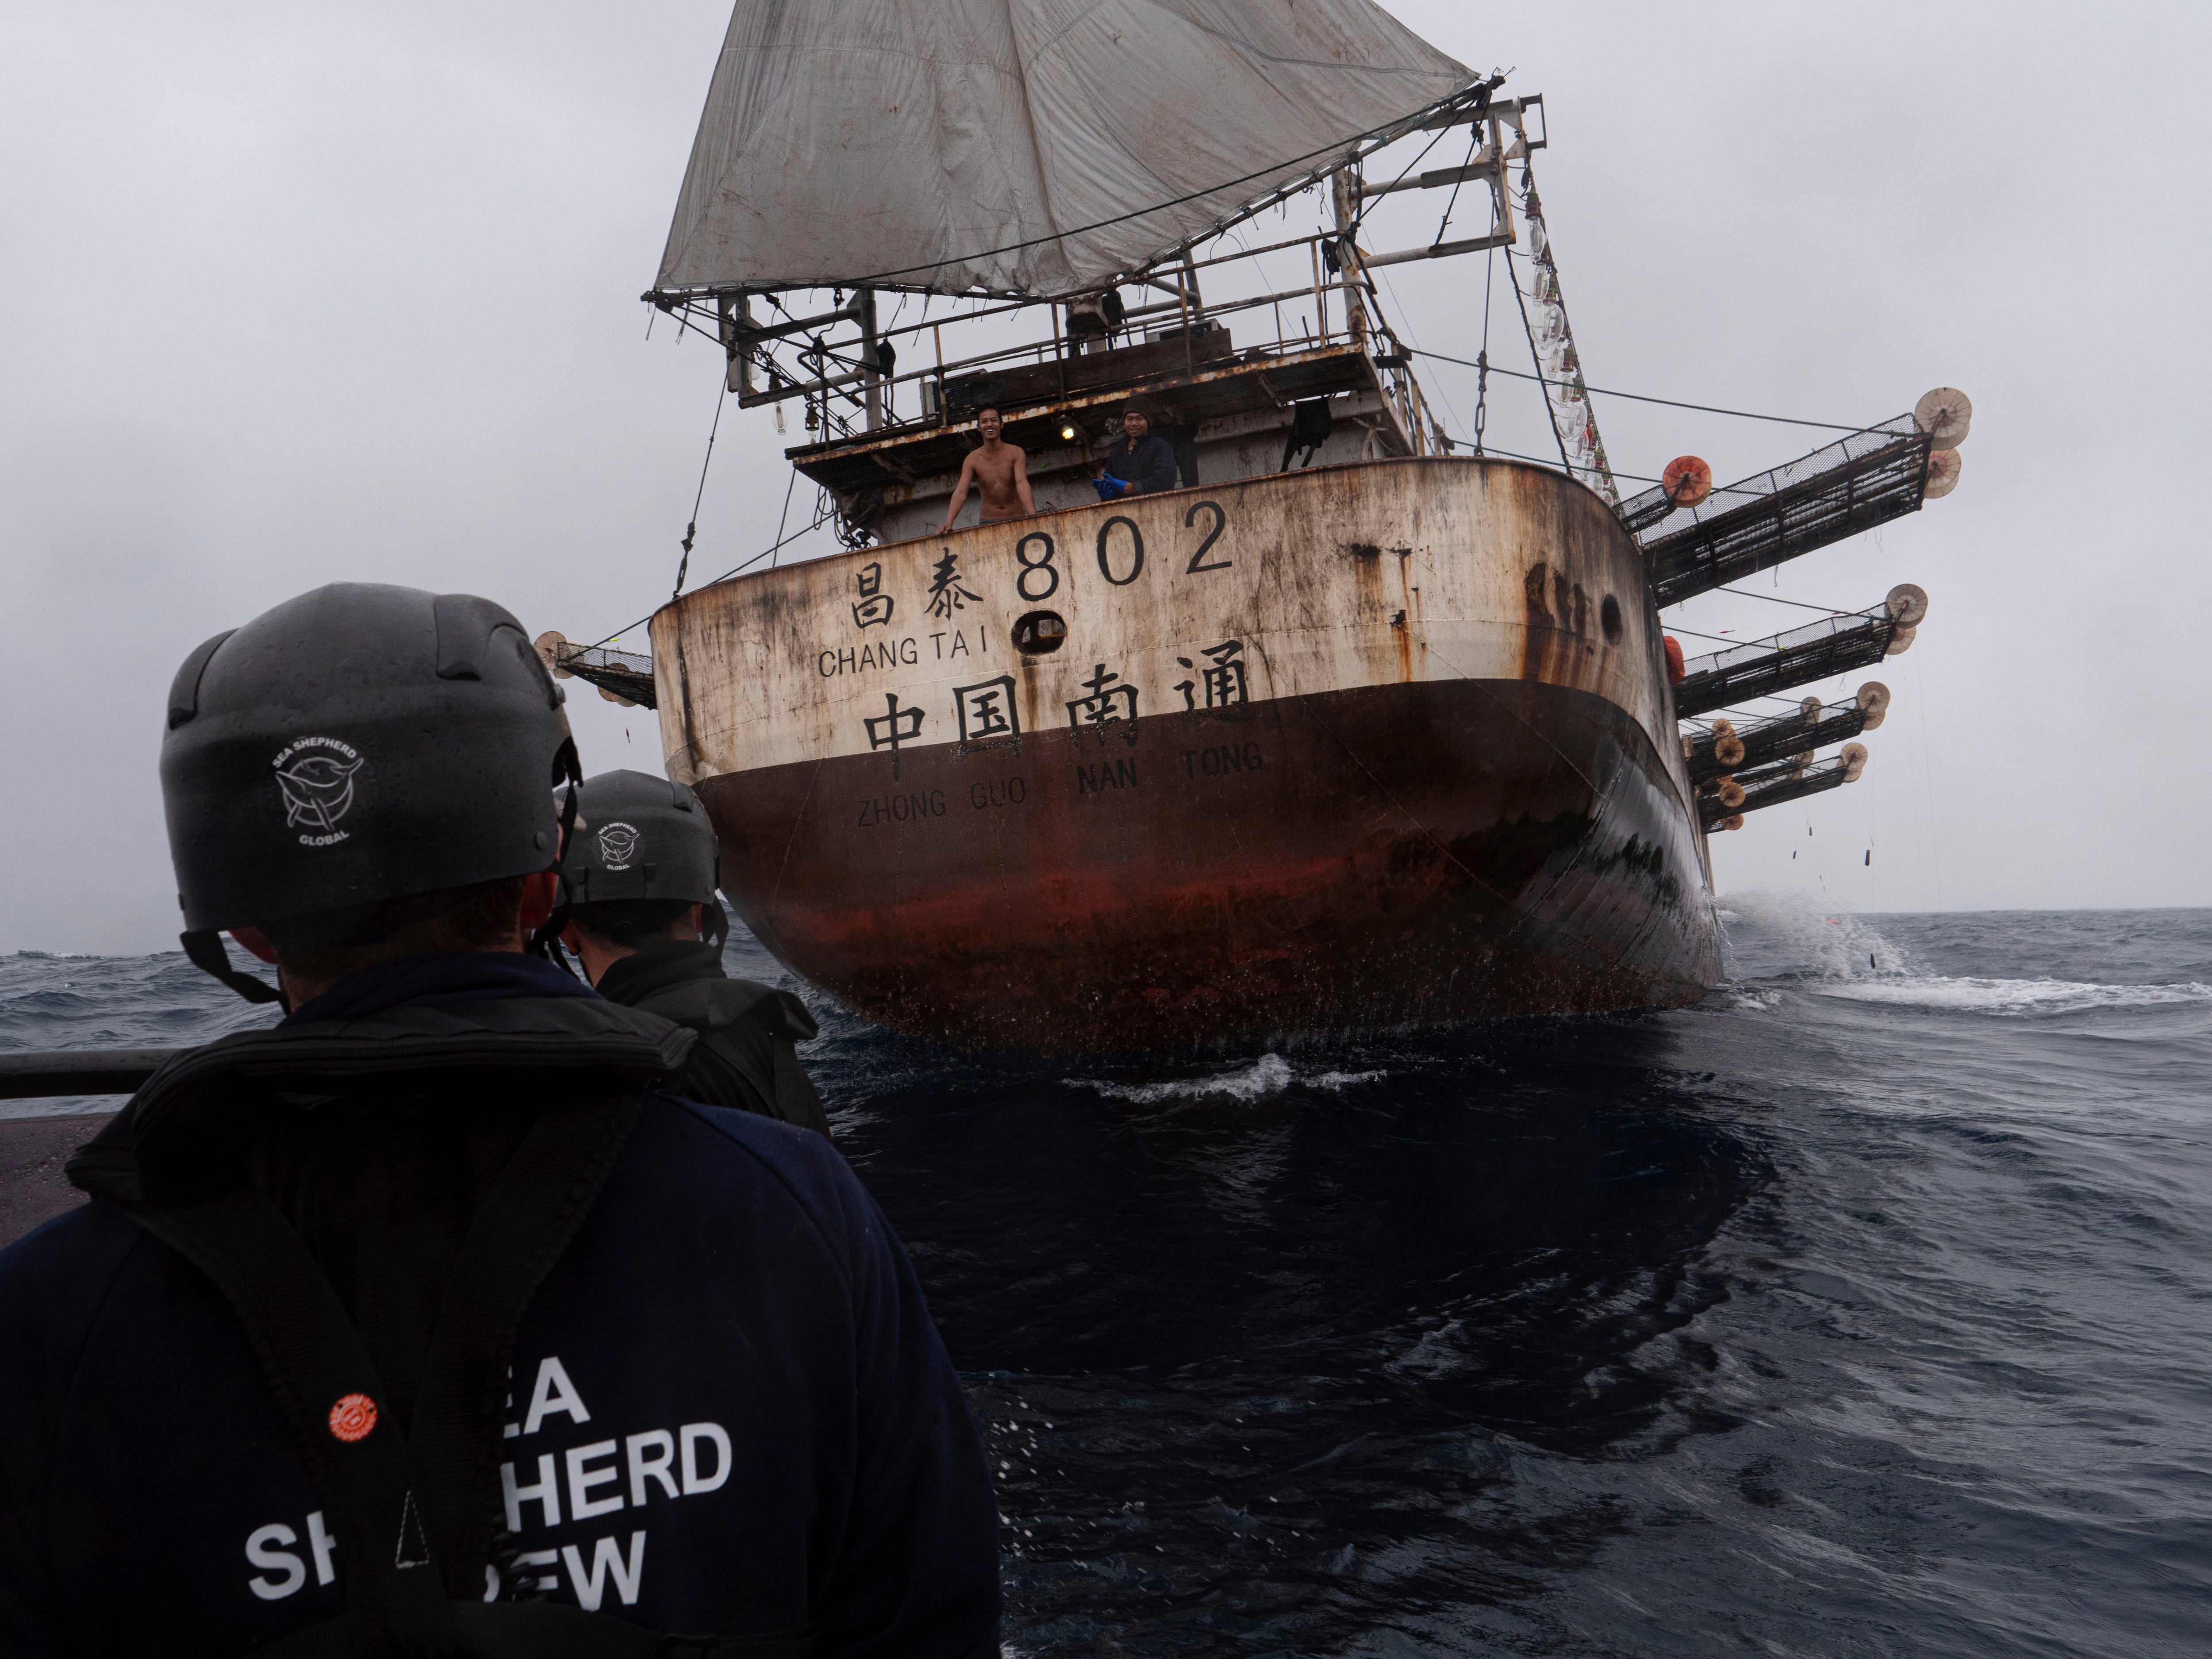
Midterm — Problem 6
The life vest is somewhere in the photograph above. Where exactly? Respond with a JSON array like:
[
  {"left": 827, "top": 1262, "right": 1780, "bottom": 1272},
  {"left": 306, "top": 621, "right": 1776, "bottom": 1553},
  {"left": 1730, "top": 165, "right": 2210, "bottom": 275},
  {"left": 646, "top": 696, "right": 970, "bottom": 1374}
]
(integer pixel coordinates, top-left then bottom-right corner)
[{"left": 63, "top": 998, "right": 815, "bottom": 1659}]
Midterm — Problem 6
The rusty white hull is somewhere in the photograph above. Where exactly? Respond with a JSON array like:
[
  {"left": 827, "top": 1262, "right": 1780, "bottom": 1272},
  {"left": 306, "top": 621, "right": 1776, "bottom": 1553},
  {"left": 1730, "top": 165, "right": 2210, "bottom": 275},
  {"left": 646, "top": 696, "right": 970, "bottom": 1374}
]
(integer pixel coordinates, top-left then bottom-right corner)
[{"left": 651, "top": 456, "right": 1720, "bottom": 1052}]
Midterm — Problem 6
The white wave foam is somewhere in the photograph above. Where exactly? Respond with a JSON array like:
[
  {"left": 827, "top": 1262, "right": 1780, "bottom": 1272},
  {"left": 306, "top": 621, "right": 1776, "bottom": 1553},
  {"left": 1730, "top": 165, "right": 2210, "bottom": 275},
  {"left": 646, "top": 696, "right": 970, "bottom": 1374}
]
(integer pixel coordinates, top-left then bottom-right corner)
[
  {"left": 1718, "top": 890, "right": 1913, "bottom": 981},
  {"left": 1311, "top": 1069, "right": 1387, "bottom": 1090},
  {"left": 1815, "top": 975, "right": 2212, "bottom": 1017},
  {"left": 1716, "top": 987, "right": 1782, "bottom": 1012},
  {"left": 1075, "top": 1052, "right": 1384, "bottom": 1104},
  {"left": 1385, "top": 1318, "right": 1467, "bottom": 1379}
]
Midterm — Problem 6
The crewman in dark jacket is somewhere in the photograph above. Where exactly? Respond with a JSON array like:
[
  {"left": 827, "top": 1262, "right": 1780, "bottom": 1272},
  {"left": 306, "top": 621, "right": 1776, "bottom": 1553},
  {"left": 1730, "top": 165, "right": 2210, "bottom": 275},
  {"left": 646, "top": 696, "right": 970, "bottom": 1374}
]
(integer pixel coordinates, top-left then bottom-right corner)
[
  {"left": 557, "top": 769, "right": 830, "bottom": 1137},
  {"left": 1094, "top": 401, "right": 1179, "bottom": 498},
  {"left": 0, "top": 583, "right": 998, "bottom": 1656}
]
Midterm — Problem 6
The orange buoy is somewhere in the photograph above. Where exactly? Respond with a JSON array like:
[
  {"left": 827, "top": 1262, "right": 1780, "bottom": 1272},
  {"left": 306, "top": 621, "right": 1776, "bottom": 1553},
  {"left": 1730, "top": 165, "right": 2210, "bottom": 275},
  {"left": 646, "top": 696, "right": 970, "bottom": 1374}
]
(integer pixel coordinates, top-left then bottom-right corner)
[
  {"left": 1663, "top": 635, "right": 1686, "bottom": 684},
  {"left": 1662, "top": 455, "right": 1713, "bottom": 508}
]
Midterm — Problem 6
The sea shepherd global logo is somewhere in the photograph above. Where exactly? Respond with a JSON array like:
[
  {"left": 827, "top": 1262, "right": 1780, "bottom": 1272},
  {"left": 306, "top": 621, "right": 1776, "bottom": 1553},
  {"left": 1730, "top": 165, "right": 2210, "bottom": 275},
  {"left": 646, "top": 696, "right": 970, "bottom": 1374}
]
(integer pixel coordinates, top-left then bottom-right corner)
[
  {"left": 596, "top": 822, "right": 641, "bottom": 871},
  {"left": 272, "top": 737, "right": 367, "bottom": 847}
]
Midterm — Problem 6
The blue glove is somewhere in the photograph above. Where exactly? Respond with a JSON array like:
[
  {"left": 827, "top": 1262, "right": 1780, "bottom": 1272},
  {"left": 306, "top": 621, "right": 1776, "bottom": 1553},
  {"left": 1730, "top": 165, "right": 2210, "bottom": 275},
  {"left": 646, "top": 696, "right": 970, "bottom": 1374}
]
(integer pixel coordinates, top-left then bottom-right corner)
[{"left": 1091, "top": 474, "right": 1129, "bottom": 501}]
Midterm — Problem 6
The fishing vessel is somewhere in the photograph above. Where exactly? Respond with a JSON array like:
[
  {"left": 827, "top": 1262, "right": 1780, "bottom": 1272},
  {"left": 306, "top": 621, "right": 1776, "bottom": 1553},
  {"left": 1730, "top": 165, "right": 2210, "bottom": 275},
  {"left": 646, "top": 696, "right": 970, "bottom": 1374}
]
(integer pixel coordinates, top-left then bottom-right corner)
[{"left": 543, "top": 0, "right": 1970, "bottom": 1052}]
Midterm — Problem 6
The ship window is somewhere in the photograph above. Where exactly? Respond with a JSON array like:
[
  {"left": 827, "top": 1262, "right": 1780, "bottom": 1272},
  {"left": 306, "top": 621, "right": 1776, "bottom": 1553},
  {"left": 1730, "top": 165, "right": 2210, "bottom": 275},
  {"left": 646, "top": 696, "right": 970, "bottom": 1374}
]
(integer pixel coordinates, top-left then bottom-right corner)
[
  {"left": 1601, "top": 594, "right": 1623, "bottom": 644},
  {"left": 1013, "top": 611, "right": 1067, "bottom": 656}
]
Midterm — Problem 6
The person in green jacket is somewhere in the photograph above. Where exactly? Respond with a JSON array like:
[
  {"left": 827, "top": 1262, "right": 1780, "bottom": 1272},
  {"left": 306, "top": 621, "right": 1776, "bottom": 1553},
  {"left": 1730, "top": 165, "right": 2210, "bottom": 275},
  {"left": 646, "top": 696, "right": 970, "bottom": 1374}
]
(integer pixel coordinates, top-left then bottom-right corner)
[{"left": 558, "top": 769, "right": 831, "bottom": 1136}]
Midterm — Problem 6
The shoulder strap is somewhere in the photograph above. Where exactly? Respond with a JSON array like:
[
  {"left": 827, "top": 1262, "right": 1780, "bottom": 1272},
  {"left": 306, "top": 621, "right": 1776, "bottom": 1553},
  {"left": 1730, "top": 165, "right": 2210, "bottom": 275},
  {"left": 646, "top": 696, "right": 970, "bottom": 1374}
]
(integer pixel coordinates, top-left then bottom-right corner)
[
  {"left": 406, "top": 1098, "right": 645, "bottom": 1590},
  {"left": 767, "top": 1039, "right": 831, "bottom": 1137},
  {"left": 117, "top": 1183, "right": 457, "bottom": 1655},
  {"left": 116, "top": 1095, "right": 646, "bottom": 1657}
]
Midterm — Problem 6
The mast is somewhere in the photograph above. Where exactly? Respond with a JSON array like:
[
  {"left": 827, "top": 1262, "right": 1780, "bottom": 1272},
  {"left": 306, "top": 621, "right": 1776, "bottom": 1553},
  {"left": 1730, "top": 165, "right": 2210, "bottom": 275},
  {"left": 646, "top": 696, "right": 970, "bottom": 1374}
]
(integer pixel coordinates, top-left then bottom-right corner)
[
  {"left": 1330, "top": 169, "right": 1370, "bottom": 352},
  {"left": 856, "top": 288, "right": 883, "bottom": 431}
]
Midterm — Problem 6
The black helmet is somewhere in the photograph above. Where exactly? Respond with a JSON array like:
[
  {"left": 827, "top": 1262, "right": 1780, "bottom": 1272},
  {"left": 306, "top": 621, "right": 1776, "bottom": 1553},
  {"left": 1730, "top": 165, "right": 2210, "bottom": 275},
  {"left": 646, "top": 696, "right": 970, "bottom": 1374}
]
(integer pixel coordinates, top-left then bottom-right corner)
[
  {"left": 561, "top": 770, "right": 721, "bottom": 907},
  {"left": 161, "top": 583, "right": 579, "bottom": 1000}
]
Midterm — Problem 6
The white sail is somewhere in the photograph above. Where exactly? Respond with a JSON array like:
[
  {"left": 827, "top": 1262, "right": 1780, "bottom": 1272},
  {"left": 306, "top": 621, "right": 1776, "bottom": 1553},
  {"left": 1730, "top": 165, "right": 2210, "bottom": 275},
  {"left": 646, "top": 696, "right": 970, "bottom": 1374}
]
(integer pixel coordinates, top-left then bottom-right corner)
[{"left": 655, "top": 0, "right": 1473, "bottom": 300}]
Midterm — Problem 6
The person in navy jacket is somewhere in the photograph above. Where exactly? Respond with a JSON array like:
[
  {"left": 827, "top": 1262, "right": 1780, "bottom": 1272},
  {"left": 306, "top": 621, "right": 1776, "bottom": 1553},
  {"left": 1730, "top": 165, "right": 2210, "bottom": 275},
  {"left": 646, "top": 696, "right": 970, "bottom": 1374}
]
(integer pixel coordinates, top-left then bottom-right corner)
[
  {"left": 1094, "top": 403, "right": 1179, "bottom": 498},
  {"left": 0, "top": 584, "right": 998, "bottom": 1656}
]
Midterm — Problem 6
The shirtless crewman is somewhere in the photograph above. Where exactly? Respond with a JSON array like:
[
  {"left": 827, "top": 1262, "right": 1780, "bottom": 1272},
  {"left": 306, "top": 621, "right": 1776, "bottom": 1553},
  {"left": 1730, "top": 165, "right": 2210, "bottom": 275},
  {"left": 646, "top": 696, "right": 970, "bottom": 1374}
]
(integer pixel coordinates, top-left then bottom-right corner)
[{"left": 939, "top": 405, "right": 1035, "bottom": 531}]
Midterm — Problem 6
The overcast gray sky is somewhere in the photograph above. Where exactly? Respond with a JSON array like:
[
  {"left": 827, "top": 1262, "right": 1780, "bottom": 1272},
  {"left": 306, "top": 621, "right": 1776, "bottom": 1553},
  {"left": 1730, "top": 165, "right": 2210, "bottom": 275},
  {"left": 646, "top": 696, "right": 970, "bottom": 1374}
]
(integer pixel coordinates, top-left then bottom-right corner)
[{"left": 6, "top": 1, "right": 2206, "bottom": 954}]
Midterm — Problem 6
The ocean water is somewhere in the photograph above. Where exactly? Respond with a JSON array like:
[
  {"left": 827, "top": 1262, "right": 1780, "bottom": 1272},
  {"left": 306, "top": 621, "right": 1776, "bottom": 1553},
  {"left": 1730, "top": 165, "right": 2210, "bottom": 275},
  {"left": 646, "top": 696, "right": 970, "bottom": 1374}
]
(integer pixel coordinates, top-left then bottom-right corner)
[{"left": 5, "top": 903, "right": 2210, "bottom": 1656}]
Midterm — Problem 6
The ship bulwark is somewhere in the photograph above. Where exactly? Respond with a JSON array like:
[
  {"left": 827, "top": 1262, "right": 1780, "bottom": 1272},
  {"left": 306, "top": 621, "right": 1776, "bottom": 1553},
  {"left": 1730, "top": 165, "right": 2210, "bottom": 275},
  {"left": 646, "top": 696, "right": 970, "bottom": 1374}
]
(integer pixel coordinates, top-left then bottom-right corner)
[{"left": 653, "top": 457, "right": 1720, "bottom": 1051}]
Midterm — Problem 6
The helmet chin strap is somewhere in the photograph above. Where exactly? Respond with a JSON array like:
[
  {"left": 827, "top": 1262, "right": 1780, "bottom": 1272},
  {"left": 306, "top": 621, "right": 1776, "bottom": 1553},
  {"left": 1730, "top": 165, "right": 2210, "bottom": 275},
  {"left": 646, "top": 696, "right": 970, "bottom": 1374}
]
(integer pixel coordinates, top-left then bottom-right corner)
[
  {"left": 701, "top": 896, "right": 730, "bottom": 954},
  {"left": 529, "top": 737, "right": 587, "bottom": 980},
  {"left": 182, "top": 929, "right": 287, "bottom": 1009}
]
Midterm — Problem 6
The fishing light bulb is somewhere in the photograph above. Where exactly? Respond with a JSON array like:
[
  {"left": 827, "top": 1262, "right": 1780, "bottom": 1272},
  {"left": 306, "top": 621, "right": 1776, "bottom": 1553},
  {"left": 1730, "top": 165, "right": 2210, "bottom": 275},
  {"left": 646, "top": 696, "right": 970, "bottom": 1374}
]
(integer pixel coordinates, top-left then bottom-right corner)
[{"left": 1060, "top": 424, "right": 1078, "bottom": 442}]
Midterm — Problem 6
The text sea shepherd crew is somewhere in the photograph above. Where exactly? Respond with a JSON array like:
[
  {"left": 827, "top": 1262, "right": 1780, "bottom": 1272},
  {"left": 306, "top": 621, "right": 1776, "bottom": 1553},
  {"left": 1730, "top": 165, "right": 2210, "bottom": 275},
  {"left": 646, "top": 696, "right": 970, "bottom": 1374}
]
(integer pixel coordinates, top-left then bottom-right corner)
[{"left": 0, "top": 583, "right": 998, "bottom": 1654}]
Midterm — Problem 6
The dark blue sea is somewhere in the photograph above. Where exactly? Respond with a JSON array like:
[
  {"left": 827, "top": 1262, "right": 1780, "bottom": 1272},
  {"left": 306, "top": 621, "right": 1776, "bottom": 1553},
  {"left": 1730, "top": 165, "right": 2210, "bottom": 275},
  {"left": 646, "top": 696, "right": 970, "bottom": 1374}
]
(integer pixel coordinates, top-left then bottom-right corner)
[{"left": 6, "top": 902, "right": 2210, "bottom": 1656}]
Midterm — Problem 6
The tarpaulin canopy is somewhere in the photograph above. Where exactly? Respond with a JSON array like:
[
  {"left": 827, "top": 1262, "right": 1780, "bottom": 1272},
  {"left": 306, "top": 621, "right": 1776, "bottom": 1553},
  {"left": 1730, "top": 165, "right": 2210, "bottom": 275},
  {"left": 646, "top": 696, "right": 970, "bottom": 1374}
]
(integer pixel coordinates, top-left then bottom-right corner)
[{"left": 653, "top": 0, "right": 1473, "bottom": 300}]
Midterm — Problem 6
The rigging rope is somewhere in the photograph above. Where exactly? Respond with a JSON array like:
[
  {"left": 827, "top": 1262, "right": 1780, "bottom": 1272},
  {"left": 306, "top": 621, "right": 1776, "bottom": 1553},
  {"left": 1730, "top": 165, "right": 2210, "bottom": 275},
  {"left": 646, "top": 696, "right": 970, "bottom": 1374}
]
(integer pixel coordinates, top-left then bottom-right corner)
[
  {"left": 767, "top": 469, "right": 798, "bottom": 570},
  {"left": 587, "top": 505, "right": 831, "bottom": 652},
  {"left": 1432, "top": 121, "right": 1485, "bottom": 245},
  {"left": 1472, "top": 247, "right": 1494, "bottom": 455},
  {"left": 1709, "top": 584, "right": 1852, "bottom": 615},
  {"left": 1407, "top": 346, "right": 1881, "bottom": 434},
  {"left": 670, "top": 380, "right": 728, "bottom": 600},
  {"left": 1343, "top": 113, "right": 1457, "bottom": 245}
]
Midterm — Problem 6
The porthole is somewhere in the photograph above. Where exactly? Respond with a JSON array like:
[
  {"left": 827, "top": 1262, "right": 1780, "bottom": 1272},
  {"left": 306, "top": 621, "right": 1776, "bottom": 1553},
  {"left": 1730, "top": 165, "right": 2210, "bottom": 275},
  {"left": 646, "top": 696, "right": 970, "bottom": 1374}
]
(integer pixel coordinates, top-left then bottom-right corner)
[
  {"left": 1600, "top": 593, "right": 1623, "bottom": 644},
  {"left": 1012, "top": 611, "right": 1067, "bottom": 656}
]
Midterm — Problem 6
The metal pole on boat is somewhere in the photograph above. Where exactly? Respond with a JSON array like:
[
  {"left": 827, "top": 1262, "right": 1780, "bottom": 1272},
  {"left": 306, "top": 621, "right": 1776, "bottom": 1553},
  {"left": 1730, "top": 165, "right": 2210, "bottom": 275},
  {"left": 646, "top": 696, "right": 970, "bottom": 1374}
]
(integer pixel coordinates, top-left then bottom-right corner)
[
  {"left": 1331, "top": 170, "right": 1367, "bottom": 350},
  {"left": 858, "top": 288, "right": 882, "bottom": 430},
  {"left": 1310, "top": 235, "right": 1327, "bottom": 343}
]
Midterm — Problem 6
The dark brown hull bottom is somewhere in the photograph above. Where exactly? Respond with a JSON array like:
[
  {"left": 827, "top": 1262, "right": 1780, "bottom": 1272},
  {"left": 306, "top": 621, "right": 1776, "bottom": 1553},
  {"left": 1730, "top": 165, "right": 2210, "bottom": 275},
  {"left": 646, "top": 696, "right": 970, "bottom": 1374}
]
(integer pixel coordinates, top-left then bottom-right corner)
[{"left": 699, "top": 680, "right": 1720, "bottom": 1052}]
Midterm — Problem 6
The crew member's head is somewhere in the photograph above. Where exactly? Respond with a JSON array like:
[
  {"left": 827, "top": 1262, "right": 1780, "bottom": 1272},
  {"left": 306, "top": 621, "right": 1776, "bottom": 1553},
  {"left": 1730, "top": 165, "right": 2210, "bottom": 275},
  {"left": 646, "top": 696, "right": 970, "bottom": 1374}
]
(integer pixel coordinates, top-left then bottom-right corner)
[
  {"left": 557, "top": 769, "right": 726, "bottom": 986},
  {"left": 160, "top": 582, "right": 579, "bottom": 1009},
  {"left": 1121, "top": 403, "right": 1151, "bottom": 441},
  {"left": 975, "top": 406, "right": 1003, "bottom": 442}
]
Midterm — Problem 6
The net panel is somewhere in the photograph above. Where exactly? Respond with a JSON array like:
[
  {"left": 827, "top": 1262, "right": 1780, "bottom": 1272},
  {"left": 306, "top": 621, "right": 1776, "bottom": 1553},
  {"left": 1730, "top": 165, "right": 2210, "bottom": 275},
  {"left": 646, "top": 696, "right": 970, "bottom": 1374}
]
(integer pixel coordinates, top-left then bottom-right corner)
[
  {"left": 1685, "top": 699, "right": 1869, "bottom": 785},
  {"left": 555, "top": 644, "right": 658, "bottom": 711},
  {"left": 1673, "top": 608, "right": 1897, "bottom": 719},
  {"left": 1699, "top": 753, "right": 1851, "bottom": 830}
]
